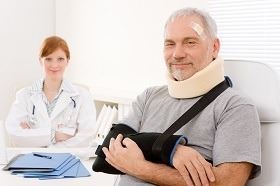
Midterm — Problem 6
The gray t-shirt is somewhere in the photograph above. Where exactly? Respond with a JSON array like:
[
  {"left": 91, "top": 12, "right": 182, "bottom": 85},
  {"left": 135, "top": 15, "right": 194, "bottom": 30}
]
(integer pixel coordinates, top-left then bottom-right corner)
[{"left": 117, "top": 85, "right": 261, "bottom": 186}]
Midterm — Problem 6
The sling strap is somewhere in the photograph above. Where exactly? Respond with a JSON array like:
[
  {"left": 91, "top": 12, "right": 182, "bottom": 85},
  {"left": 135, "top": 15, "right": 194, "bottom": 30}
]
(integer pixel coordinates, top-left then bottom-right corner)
[{"left": 152, "top": 77, "right": 232, "bottom": 162}]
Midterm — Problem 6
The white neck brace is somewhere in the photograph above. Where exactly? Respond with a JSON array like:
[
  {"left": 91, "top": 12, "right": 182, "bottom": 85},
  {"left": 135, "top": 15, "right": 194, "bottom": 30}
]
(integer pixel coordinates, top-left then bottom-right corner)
[{"left": 167, "top": 57, "right": 225, "bottom": 98}]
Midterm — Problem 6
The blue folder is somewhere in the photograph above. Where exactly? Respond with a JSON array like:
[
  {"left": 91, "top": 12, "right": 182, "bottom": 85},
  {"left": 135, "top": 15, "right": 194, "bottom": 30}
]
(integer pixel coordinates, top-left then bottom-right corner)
[
  {"left": 4, "top": 153, "right": 73, "bottom": 171},
  {"left": 4, "top": 152, "right": 90, "bottom": 179},
  {"left": 23, "top": 158, "right": 80, "bottom": 177},
  {"left": 22, "top": 159, "right": 90, "bottom": 179},
  {"left": 10, "top": 154, "right": 76, "bottom": 174},
  {"left": 38, "top": 160, "right": 91, "bottom": 179}
]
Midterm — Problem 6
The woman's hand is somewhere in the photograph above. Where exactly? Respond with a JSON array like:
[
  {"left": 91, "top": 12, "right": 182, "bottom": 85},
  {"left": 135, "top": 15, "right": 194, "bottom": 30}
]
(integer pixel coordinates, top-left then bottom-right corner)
[
  {"left": 55, "top": 131, "right": 74, "bottom": 142},
  {"left": 20, "top": 122, "right": 30, "bottom": 129}
]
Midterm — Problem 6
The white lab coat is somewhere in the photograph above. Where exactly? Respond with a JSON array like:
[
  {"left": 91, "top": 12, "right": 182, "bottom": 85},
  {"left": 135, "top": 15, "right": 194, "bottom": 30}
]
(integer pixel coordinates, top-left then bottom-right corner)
[{"left": 5, "top": 79, "right": 97, "bottom": 147}]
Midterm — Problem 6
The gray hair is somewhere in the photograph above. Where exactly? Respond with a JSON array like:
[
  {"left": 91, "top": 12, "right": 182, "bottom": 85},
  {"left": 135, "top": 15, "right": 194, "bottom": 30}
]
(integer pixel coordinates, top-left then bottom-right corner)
[{"left": 165, "top": 8, "right": 217, "bottom": 39}]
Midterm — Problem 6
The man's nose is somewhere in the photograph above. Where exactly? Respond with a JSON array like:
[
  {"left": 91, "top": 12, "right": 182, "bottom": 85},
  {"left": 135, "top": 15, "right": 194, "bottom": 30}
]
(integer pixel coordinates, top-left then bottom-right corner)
[{"left": 173, "top": 45, "right": 186, "bottom": 59}]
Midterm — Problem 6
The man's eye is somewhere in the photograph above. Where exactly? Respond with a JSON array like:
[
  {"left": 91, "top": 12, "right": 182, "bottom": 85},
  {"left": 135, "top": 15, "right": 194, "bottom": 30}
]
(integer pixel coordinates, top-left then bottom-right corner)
[
  {"left": 165, "top": 43, "right": 175, "bottom": 47},
  {"left": 45, "top": 58, "right": 51, "bottom": 61},
  {"left": 185, "top": 41, "right": 196, "bottom": 45}
]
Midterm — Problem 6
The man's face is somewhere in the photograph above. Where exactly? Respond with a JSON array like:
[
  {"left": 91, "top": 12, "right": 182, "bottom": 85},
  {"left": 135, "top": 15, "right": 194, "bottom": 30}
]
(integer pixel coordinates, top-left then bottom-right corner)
[{"left": 164, "top": 15, "right": 219, "bottom": 81}]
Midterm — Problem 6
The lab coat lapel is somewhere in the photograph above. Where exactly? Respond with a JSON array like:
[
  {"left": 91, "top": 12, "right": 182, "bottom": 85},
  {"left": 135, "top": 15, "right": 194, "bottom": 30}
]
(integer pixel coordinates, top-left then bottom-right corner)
[
  {"left": 50, "top": 80, "right": 79, "bottom": 120},
  {"left": 50, "top": 92, "right": 73, "bottom": 120},
  {"left": 29, "top": 79, "right": 49, "bottom": 121},
  {"left": 30, "top": 94, "right": 49, "bottom": 121}
]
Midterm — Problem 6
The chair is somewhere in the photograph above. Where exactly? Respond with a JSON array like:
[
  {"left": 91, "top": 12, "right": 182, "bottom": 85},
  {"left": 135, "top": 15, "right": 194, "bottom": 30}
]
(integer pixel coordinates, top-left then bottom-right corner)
[{"left": 224, "top": 59, "right": 280, "bottom": 186}]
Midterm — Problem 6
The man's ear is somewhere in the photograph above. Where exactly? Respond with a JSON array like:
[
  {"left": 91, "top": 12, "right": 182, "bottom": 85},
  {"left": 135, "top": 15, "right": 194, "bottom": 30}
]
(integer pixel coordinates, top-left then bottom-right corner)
[{"left": 212, "top": 38, "right": 220, "bottom": 59}]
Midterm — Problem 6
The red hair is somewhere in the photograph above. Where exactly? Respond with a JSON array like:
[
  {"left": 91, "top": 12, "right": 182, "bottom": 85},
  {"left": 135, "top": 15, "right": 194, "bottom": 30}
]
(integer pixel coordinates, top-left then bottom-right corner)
[{"left": 39, "top": 36, "right": 70, "bottom": 59}]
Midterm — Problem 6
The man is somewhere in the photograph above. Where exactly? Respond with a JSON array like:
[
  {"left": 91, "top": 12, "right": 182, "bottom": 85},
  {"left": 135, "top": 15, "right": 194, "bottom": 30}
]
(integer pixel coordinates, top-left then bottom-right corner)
[{"left": 102, "top": 8, "right": 261, "bottom": 186}]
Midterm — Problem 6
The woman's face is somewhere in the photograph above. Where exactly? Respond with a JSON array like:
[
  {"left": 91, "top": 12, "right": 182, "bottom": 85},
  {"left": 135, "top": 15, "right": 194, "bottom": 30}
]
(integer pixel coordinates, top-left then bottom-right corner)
[{"left": 40, "top": 48, "right": 68, "bottom": 81}]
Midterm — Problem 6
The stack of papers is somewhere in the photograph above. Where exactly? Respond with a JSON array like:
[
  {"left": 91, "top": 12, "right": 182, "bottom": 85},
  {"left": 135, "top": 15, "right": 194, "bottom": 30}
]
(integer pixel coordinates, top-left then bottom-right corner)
[
  {"left": 94, "top": 105, "right": 118, "bottom": 143},
  {"left": 3, "top": 152, "right": 90, "bottom": 179}
]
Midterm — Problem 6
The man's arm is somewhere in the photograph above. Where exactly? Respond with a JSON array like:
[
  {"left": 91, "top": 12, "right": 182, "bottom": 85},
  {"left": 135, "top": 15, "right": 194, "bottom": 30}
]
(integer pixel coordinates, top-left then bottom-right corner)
[
  {"left": 103, "top": 136, "right": 253, "bottom": 186},
  {"left": 173, "top": 145, "right": 253, "bottom": 186},
  {"left": 132, "top": 160, "right": 189, "bottom": 186},
  {"left": 102, "top": 134, "right": 188, "bottom": 186},
  {"left": 210, "top": 162, "right": 253, "bottom": 186},
  {"left": 133, "top": 159, "right": 252, "bottom": 186}
]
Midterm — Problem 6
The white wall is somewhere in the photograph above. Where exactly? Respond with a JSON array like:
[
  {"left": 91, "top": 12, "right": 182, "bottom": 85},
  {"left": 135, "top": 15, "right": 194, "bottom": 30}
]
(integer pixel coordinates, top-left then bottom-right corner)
[
  {"left": 0, "top": 0, "right": 55, "bottom": 119},
  {"left": 55, "top": 0, "right": 208, "bottom": 96},
  {"left": 0, "top": 0, "right": 208, "bottom": 119}
]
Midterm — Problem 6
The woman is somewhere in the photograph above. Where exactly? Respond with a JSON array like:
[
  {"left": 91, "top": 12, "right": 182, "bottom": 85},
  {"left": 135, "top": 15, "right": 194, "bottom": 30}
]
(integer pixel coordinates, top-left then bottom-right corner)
[{"left": 5, "top": 36, "right": 96, "bottom": 147}]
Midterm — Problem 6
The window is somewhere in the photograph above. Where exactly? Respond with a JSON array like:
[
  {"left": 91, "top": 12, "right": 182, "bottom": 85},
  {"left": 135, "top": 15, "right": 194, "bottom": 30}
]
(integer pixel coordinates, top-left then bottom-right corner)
[{"left": 209, "top": 0, "right": 280, "bottom": 71}]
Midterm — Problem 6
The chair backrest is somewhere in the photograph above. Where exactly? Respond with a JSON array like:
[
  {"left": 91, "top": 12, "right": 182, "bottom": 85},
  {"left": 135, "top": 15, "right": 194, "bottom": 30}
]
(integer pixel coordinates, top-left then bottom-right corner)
[{"left": 224, "top": 60, "right": 280, "bottom": 186}]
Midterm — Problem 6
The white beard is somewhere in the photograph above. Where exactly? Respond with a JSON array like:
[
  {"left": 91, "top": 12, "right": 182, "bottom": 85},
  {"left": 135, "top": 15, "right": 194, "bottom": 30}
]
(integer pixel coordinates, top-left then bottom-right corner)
[{"left": 171, "top": 69, "right": 186, "bottom": 81}]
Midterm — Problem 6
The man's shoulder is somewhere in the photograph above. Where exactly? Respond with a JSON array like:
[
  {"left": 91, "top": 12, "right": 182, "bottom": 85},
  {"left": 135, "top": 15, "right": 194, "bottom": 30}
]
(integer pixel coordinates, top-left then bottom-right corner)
[
  {"left": 145, "top": 85, "right": 168, "bottom": 94},
  {"left": 141, "top": 85, "right": 169, "bottom": 100},
  {"left": 218, "top": 87, "right": 256, "bottom": 107}
]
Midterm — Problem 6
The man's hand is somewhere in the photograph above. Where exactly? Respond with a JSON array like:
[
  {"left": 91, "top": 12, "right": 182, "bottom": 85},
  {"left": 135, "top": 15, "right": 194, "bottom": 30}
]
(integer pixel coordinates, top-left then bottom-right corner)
[
  {"left": 55, "top": 131, "right": 73, "bottom": 142},
  {"left": 102, "top": 134, "right": 146, "bottom": 175},
  {"left": 173, "top": 145, "right": 215, "bottom": 186},
  {"left": 20, "top": 122, "right": 30, "bottom": 129}
]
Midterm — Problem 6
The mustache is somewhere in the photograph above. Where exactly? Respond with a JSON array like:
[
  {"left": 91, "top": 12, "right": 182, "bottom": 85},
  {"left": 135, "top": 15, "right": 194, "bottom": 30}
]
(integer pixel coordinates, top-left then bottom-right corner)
[
  {"left": 168, "top": 59, "right": 192, "bottom": 64},
  {"left": 170, "top": 62, "right": 192, "bottom": 65}
]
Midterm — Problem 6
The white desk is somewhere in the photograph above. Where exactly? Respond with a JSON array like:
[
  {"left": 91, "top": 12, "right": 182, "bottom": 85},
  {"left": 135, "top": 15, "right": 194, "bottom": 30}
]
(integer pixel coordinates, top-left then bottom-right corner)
[{"left": 0, "top": 148, "right": 118, "bottom": 186}]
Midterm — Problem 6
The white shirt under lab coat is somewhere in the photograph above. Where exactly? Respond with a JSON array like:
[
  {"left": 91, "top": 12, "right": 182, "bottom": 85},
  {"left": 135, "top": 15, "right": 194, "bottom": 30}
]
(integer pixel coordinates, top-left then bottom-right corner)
[{"left": 5, "top": 79, "right": 97, "bottom": 147}]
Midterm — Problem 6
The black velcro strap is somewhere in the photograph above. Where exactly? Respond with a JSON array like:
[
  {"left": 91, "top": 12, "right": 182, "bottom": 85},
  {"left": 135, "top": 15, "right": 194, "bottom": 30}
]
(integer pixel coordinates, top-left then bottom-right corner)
[{"left": 152, "top": 80, "right": 230, "bottom": 162}]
